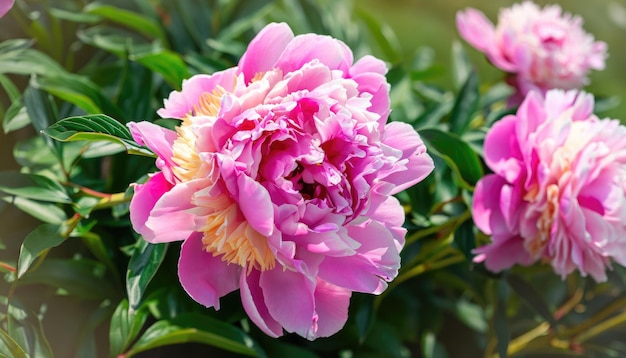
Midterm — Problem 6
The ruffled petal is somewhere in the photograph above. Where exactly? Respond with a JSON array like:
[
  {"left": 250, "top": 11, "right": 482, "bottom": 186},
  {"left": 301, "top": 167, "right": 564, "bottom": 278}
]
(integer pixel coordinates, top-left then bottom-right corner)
[
  {"left": 312, "top": 279, "right": 351, "bottom": 338},
  {"left": 240, "top": 270, "right": 283, "bottom": 338},
  {"left": 129, "top": 172, "right": 173, "bottom": 237}
]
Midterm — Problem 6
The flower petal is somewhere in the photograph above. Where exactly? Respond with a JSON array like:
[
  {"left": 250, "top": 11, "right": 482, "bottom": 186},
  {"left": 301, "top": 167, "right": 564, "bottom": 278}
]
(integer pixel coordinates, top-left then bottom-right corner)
[
  {"left": 129, "top": 172, "right": 172, "bottom": 237},
  {"left": 259, "top": 266, "right": 316, "bottom": 339},
  {"left": 240, "top": 270, "right": 283, "bottom": 338},
  {"left": 238, "top": 22, "right": 294, "bottom": 83},
  {"left": 312, "top": 279, "right": 351, "bottom": 338},
  {"left": 178, "top": 233, "right": 241, "bottom": 309}
]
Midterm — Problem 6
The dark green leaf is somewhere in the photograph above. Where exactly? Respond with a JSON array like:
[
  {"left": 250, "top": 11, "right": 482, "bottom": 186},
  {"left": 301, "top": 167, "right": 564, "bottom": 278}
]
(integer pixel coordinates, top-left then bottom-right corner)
[
  {"left": 0, "top": 171, "right": 71, "bottom": 204},
  {"left": 109, "top": 299, "right": 149, "bottom": 355},
  {"left": 43, "top": 114, "right": 155, "bottom": 157},
  {"left": 420, "top": 128, "right": 484, "bottom": 190},
  {"left": 17, "top": 224, "right": 65, "bottom": 278},
  {"left": 24, "top": 82, "right": 58, "bottom": 149},
  {"left": 84, "top": 3, "right": 167, "bottom": 44},
  {"left": 449, "top": 70, "right": 479, "bottom": 135},
  {"left": 131, "top": 50, "right": 189, "bottom": 89},
  {"left": 7, "top": 304, "right": 54, "bottom": 358},
  {"left": 453, "top": 218, "right": 475, "bottom": 259},
  {"left": 506, "top": 274, "right": 558, "bottom": 327},
  {"left": 127, "top": 314, "right": 264, "bottom": 357},
  {"left": 127, "top": 239, "right": 168, "bottom": 309},
  {"left": 1, "top": 195, "right": 67, "bottom": 224},
  {"left": 17, "top": 258, "right": 117, "bottom": 301},
  {"left": 494, "top": 280, "right": 510, "bottom": 358}
]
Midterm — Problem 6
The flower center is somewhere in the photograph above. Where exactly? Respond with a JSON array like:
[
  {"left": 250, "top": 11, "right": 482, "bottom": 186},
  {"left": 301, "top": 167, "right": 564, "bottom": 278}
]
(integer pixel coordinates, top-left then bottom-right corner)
[{"left": 172, "top": 89, "right": 275, "bottom": 272}]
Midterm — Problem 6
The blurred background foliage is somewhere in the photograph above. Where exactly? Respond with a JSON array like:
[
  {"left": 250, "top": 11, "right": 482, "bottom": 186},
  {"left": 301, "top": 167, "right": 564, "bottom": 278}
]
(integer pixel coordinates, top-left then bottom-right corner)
[{"left": 0, "top": 0, "right": 625, "bottom": 357}]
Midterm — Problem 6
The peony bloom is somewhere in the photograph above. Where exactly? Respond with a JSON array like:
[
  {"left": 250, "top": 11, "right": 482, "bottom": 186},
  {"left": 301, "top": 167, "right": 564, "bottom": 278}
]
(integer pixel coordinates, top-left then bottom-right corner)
[
  {"left": 128, "top": 22, "right": 434, "bottom": 339},
  {"left": 0, "top": 0, "right": 13, "bottom": 18},
  {"left": 456, "top": 2, "right": 607, "bottom": 102},
  {"left": 472, "top": 89, "right": 626, "bottom": 282}
]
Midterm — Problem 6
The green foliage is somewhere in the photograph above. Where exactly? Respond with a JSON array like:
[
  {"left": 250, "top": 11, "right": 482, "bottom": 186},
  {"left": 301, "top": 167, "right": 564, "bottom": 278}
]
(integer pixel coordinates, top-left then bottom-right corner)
[{"left": 0, "top": 0, "right": 625, "bottom": 357}]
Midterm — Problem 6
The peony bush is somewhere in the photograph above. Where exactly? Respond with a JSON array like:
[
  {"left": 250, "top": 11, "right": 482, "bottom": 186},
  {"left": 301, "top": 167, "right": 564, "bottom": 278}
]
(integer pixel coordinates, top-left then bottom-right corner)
[{"left": 1, "top": 1, "right": 626, "bottom": 357}]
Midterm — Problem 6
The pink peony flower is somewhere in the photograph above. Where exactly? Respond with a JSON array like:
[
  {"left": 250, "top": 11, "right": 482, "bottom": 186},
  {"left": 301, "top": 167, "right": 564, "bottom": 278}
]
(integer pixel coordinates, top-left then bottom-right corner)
[
  {"left": 472, "top": 89, "right": 626, "bottom": 281},
  {"left": 128, "top": 22, "right": 434, "bottom": 339},
  {"left": 0, "top": 0, "right": 14, "bottom": 18},
  {"left": 457, "top": 2, "right": 607, "bottom": 101}
]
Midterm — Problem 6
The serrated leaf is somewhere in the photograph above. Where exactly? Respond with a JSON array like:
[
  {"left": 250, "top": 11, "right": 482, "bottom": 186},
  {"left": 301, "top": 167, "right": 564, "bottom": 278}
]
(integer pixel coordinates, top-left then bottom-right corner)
[
  {"left": 43, "top": 114, "right": 155, "bottom": 157},
  {"left": 127, "top": 314, "right": 264, "bottom": 357},
  {"left": 449, "top": 70, "right": 479, "bottom": 135},
  {"left": 420, "top": 128, "right": 483, "bottom": 190},
  {"left": 17, "top": 224, "right": 65, "bottom": 278},
  {"left": 110, "top": 299, "right": 149, "bottom": 355},
  {"left": 127, "top": 239, "right": 168, "bottom": 309},
  {"left": 507, "top": 274, "right": 558, "bottom": 327},
  {"left": 0, "top": 171, "right": 71, "bottom": 204},
  {"left": 84, "top": 3, "right": 167, "bottom": 44}
]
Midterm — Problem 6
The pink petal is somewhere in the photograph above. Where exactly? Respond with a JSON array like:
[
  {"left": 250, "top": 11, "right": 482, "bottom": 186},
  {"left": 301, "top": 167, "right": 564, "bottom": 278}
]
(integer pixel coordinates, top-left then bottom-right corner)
[
  {"left": 238, "top": 22, "right": 295, "bottom": 83},
  {"left": 178, "top": 233, "right": 241, "bottom": 309},
  {"left": 143, "top": 179, "right": 209, "bottom": 243},
  {"left": 129, "top": 172, "right": 172, "bottom": 237},
  {"left": 240, "top": 270, "right": 283, "bottom": 338},
  {"left": 318, "top": 220, "right": 398, "bottom": 295},
  {"left": 484, "top": 115, "right": 522, "bottom": 181},
  {"left": 472, "top": 175, "right": 510, "bottom": 236},
  {"left": 127, "top": 121, "right": 178, "bottom": 181},
  {"left": 312, "top": 279, "right": 351, "bottom": 338},
  {"left": 237, "top": 174, "right": 274, "bottom": 236},
  {"left": 0, "top": 0, "right": 13, "bottom": 18},
  {"left": 473, "top": 234, "right": 534, "bottom": 271},
  {"left": 157, "top": 68, "right": 238, "bottom": 118},
  {"left": 274, "top": 33, "right": 353, "bottom": 75},
  {"left": 259, "top": 266, "right": 316, "bottom": 339}
]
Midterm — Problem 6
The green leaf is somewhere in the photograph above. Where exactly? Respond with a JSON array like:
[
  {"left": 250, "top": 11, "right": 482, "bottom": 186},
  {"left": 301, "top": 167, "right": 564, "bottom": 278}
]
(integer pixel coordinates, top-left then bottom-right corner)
[
  {"left": 0, "top": 327, "right": 28, "bottom": 358},
  {"left": 42, "top": 114, "right": 155, "bottom": 157},
  {"left": 419, "top": 128, "right": 484, "bottom": 190},
  {"left": 453, "top": 300, "right": 487, "bottom": 333},
  {"left": 126, "top": 239, "right": 168, "bottom": 309},
  {"left": 2, "top": 102, "right": 30, "bottom": 134},
  {"left": 84, "top": 3, "right": 167, "bottom": 44},
  {"left": 49, "top": 7, "right": 101, "bottom": 23},
  {"left": 0, "top": 172, "right": 71, "bottom": 204},
  {"left": 453, "top": 218, "right": 475, "bottom": 259},
  {"left": 127, "top": 314, "right": 264, "bottom": 357},
  {"left": 356, "top": 10, "right": 402, "bottom": 63},
  {"left": 422, "top": 331, "right": 448, "bottom": 358},
  {"left": 506, "top": 274, "right": 558, "bottom": 327},
  {"left": 494, "top": 280, "right": 510, "bottom": 358},
  {"left": 17, "top": 224, "right": 65, "bottom": 278},
  {"left": 24, "top": 82, "right": 58, "bottom": 149},
  {"left": 0, "top": 49, "right": 64, "bottom": 77},
  {"left": 109, "top": 299, "right": 149, "bottom": 355},
  {"left": 131, "top": 50, "right": 189, "bottom": 89},
  {"left": 17, "top": 258, "right": 116, "bottom": 301},
  {"left": 449, "top": 70, "right": 479, "bottom": 135},
  {"left": 451, "top": 41, "right": 471, "bottom": 90},
  {"left": 1, "top": 195, "right": 67, "bottom": 224},
  {"left": 33, "top": 76, "right": 101, "bottom": 114},
  {"left": 0, "top": 73, "right": 21, "bottom": 101}
]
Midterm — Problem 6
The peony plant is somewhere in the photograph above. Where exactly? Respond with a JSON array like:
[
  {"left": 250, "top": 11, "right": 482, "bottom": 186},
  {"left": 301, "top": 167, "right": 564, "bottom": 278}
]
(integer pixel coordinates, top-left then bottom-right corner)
[
  {"left": 457, "top": 1, "right": 607, "bottom": 103},
  {"left": 1, "top": 1, "right": 626, "bottom": 357},
  {"left": 128, "top": 22, "right": 434, "bottom": 339}
]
